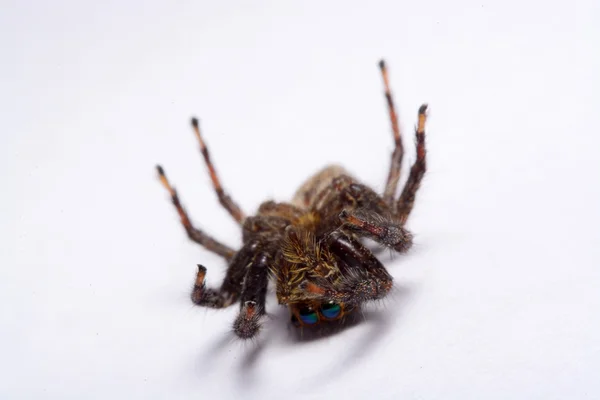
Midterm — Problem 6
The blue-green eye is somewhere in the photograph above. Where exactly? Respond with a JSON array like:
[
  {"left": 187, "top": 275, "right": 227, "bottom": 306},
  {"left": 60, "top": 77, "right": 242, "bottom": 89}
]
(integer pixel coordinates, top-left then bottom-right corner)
[
  {"left": 320, "top": 302, "right": 341, "bottom": 319},
  {"left": 298, "top": 307, "right": 318, "bottom": 325}
]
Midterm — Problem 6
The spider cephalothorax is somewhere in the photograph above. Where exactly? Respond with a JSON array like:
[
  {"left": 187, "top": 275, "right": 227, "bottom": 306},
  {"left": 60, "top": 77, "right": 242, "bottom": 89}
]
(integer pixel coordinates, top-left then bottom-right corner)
[{"left": 156, "top": 60, "right": 429, "bottom": 339}]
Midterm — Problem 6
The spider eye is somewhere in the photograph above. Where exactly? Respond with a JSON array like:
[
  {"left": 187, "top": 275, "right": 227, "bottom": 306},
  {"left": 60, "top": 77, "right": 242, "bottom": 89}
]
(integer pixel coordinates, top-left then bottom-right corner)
[
  {"left": 320, "top": 302, "right": 341, "bottom": 319},
  {"left": 298, "top": 307, "right": 318, "bottom": 325}
]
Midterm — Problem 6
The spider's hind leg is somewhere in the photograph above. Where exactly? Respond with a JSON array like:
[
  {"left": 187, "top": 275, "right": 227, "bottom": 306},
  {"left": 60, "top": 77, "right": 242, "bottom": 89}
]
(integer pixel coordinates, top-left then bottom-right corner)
[{"left": 232, "top": 250, "right": 271, "bottom": 339}]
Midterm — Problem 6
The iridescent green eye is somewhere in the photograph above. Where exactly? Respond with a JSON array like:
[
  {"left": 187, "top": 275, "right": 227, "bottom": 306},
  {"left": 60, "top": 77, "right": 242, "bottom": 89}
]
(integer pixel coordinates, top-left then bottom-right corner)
[
  {"left": 320, "top": 302, "right": 341, "bottom": 319},
  {"left": 298, "top": 307, "right": 318, "bottom": 325}
]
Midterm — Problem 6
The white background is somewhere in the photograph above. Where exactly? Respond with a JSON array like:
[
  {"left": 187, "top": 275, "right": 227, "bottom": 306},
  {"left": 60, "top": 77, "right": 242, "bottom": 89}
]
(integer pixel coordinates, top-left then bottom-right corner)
[{"left": 2, "top": 1, "right": 599, "bottom": 399}]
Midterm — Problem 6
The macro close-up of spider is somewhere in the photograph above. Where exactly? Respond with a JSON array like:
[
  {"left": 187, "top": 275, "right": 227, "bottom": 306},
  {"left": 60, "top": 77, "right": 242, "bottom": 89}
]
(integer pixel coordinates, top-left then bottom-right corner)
[
  {"left": 6, "top": 2, "right": 600, "bottom": 397},
  {"left": 156, "top": 60, "right": 429, "bottom": 340}
]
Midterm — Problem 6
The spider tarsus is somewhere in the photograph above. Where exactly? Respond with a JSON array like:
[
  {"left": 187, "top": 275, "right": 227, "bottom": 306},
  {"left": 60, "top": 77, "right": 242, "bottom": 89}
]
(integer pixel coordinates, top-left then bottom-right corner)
[
  {"left": 419, "top": 104, "right": 428, "bottom": 114},
  {"left": 156, "top": 164, "right": 165, "bottom": 176},
  {"left": 390, "top": 228, "right": 413, "bottom": 253},
  {"left": 190, "top": 282, "right": 205, "bottom": 305},
  {"left": 195, "top": 264, "right": 207, "bottom": 285},
  {"left": 378, "top": 59, "right": 386, "bottom": 70},
  {"left": 234, "top": 322, "right": 261, "bottom": 340},
  {"left": 233, "top": 301, "right": 263, "bottom": 340},
  {"left": 191, "top": 117, "right": 199, "bottom": 128}
]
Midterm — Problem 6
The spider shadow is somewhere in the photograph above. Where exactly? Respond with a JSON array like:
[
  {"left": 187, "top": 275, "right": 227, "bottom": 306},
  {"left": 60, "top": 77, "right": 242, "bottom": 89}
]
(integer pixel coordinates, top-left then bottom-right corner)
[
  {"left": 298, "top": 284, "right": 413, "bottom": 387},
  {"left": 192, "top": 330, "right": 265, "bottom": 392},
  {"left": 193, "top": 314, "right": 275, "bottom": 389},
  {"left": 231, "top": 291, "right": 383, "bottom": 373},
  {"left": 196, "top": 284, "right": 414, "bottom": 390},
  {"left": 231, "top": 306, "right": 373, "bottom": 389}
]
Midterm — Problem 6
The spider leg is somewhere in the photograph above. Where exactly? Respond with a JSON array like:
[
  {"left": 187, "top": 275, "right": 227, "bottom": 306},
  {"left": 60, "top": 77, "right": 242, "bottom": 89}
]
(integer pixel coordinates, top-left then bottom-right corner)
[
  {"left": 190, "top": 118, "right": 245, "bottom": 225},
  {"left": 340, "top": 208, "right": 413, "bottom": 253},
  {"left": 232, "top": 251, "right": 271, "bottom": 339},
  {"left": 396, "top": 105, "right": 428, "bottom": 225},
  {"left": 190, "top": 240, "right": 260, "bottom": 308},
  {"left": 379, "top": 60, "right": 405, "bottom": 207},
  {"left": 311, "top": 175, "right": 413, "bottom": 252},
  {"left": 191, "top": 265, "right": 236, "bottom": 308},
  {"left": 156, "top": 165, "right": 235, "bottom": 260},
  {"left": 303, "top": 231, "right": 393, "bottom": 305}
]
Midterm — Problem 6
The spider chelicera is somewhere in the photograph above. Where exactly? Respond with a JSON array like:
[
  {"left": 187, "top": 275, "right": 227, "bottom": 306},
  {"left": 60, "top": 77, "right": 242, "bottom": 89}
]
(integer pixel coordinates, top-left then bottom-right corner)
[{"left": 156, "top": 60, "right": 428, "bottom": 339}]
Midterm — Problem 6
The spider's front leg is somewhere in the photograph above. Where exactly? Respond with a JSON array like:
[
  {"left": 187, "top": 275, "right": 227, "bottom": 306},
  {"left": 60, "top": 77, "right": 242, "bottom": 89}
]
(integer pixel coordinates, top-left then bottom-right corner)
[
  {"left": 231, "top": 249, "right": 271, "bottom": 339},
  {"left": 191, "top": 265, "right": 236, "bottom": 308},
  {"left": 340, "top": 208, "right": 413, "bottom": 253},
  {"left": 303, "top": 232, "right": 393, "bottom": 306},
  {"left": 314, "top": 176, "right": 414, "bottom": 253},
  {"left": 191, "top": 241, "right": 259, "bottom": 308}
]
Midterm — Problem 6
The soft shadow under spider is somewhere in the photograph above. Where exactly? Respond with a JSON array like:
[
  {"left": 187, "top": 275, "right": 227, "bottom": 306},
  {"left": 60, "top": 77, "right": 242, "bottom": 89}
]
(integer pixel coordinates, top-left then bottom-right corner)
[
  {"left": 194, "top": 313, "right": 274, "bottom": 388},
  {"left": 234, "top": 301, "right": 388, "bottom": 388},
  {"left": 297, "top": 284, "right": 414, "bottom": 388},
  {"left": 192, "top": 330, "right": 266, "bottom": 390},
  {"left": 197, "top": 284, "right": 413, "bottom": 389}
]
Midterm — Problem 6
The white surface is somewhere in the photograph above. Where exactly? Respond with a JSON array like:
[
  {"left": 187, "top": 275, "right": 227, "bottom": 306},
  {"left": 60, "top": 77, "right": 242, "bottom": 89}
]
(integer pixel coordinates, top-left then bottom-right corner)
[{"left": 2, "top": 1, "right": 599, "bottom": 399}]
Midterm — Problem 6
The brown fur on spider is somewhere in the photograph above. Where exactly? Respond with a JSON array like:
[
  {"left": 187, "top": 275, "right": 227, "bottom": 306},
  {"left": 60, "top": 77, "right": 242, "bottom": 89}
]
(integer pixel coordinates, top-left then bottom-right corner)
[{"left": 156, "top": 60, "right": 428, "bottom": 340}]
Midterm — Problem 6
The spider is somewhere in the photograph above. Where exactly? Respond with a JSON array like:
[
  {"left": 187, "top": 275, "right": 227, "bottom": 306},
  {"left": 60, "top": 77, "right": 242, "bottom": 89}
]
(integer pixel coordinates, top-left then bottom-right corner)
[{"left": 156, "top": 60, "right": 428, "bottom": 339}]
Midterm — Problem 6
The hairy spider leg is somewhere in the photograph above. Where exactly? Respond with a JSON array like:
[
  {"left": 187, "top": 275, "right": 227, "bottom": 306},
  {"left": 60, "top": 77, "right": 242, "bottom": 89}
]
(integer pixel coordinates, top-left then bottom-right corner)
[
  {"left": 340, "top": 208, "right": 413, "bottom": 253},
  {"left": 190, "top": 118, "right": 246, "bottom": 224},
  {"left": 379, "top": 59, "right": 405, "bottom": 207},
  {"left": 191, "top": 265, "right": 235, "bottom": 308},
  {"left": 190, "top": 240, "right": 259, "bottom": 308},
  {"left": 232, "top": 251, "right": 271, "bottom": 339},
  {"left": 309, "top": 175, "right": 414, "bottom": 253},
  {"left": 304, "top": 231, "right": 394, "bottom": 305},
  {"left": 396, "top": 104, "right": 428, "bottom": 225},
  {"left": 156, "top": 165, "right": 235, "bottom": 260}
]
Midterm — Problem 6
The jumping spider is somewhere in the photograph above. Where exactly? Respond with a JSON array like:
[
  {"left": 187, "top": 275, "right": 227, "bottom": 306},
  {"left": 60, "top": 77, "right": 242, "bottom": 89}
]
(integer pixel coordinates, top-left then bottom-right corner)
[{"left": 156, "top": 60, "right": 428, "bottom": 339}]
